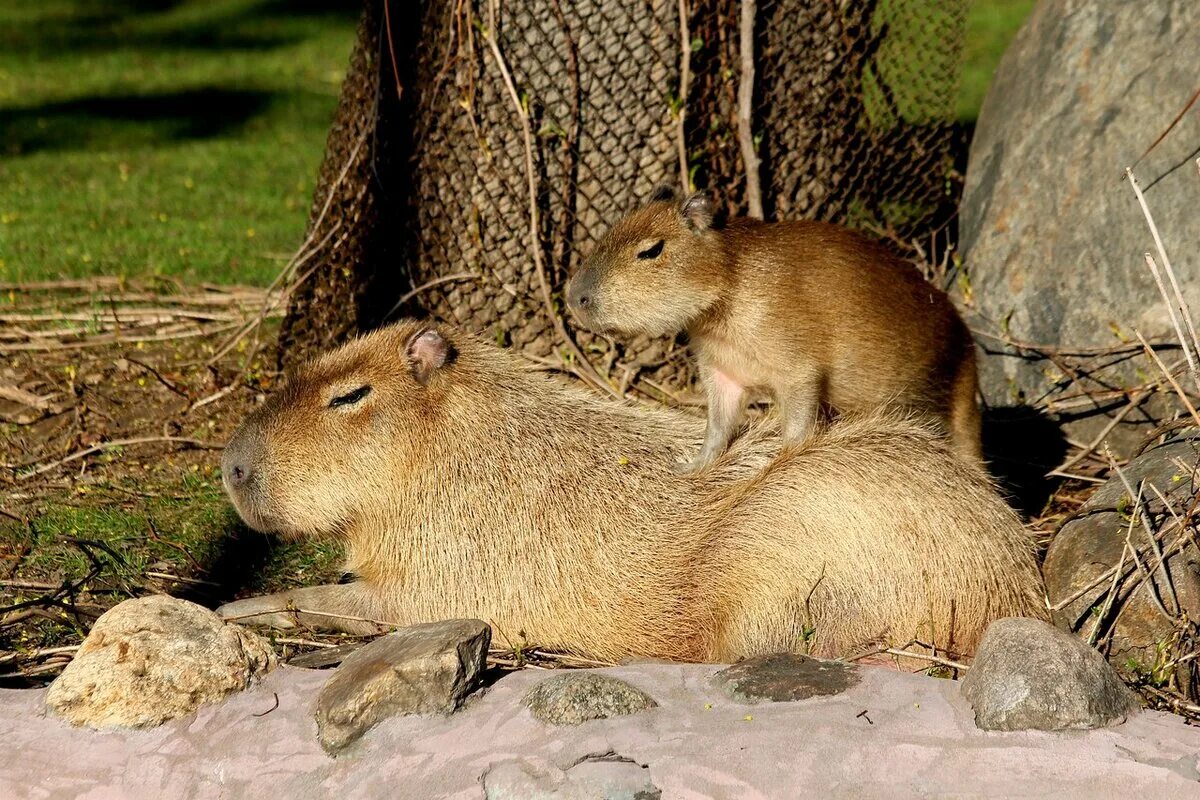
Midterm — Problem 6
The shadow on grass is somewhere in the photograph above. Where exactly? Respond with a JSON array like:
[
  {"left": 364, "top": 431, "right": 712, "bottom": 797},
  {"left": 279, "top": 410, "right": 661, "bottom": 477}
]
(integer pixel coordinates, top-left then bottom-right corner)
[
  {"left": 172, "top": 517, "right": 275, "bottom": 607},
  {"left": 3, "top": 0, "right": 357, "bottom": 55},
  {"left": 0, "top": 88, "right": 278, "bottom": 155},
  {"left": 189, "top": 510, "right": 345, "bottom": 609}
]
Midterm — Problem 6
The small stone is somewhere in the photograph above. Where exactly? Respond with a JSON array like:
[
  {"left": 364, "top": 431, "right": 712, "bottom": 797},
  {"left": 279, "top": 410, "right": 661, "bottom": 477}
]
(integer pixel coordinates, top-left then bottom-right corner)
[
  {"left": 714, "top": 653, "right": 860, "bottom": 704},
  {"left": 524, "top": 673, "right": 657, "bottom": 726},
  {"left": 315, "top": 618, "right": 490, "bottom": 753},
  {"left": 483, "top": 754, "right": 661, "bottom": 800},
  {"left": 45, "top": 595, "right": 276, "bottom": 729},
  {"left": 961, "top": 617, "right": 1139, "bottom": 731}
]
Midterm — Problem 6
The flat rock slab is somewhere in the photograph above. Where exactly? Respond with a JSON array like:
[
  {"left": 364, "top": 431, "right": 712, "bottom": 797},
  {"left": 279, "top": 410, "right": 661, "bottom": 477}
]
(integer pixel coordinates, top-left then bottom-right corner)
[
  {"left": 714, "top": 653, "right": 860, "bottom": 704},
  {"left": 4, "top": 663, "right": 1200, "bottom": 798},
  {"left": 484, "top": 754, "right": 660, "bottom": 800}
]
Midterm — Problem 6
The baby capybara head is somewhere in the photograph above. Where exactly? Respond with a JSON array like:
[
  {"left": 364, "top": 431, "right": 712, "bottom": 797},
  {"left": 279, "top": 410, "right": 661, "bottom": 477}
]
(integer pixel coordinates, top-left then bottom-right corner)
[
  {"left": 565, "top": 188, "right": 728, "bottom": 337},
  {"left": 221, "top": 321, "right": 458, "bottom": 539}
]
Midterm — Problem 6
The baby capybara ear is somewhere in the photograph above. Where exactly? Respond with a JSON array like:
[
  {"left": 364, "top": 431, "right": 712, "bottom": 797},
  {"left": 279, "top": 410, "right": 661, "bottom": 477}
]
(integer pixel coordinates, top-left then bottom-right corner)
[
  {"left": 679, "top": 192, "right": 713, "bottom": 233},
  {"left": 405, "top": 328, "right": 456, "bottom": 386},
  {"left": 649, "top": 184, "right": 679, "bottom": 203}
]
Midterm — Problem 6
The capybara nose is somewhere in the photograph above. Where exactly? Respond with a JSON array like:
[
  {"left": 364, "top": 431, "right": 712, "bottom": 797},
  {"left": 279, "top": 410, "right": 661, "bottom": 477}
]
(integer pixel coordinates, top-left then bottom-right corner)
[
  {"left": 227, "top": 462, "right": 249, "bottom": 486},
  {"left": 221, "top": 438, "right": 255, "bottom": 494},
  {"left": 566, "top": 272, "right": 597, "bottom": 320}
]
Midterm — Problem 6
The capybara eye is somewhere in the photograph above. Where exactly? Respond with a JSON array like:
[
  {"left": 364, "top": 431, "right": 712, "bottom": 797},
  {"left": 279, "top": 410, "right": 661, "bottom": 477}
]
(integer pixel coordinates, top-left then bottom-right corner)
[
  {"left": 328, "top": 385, "right": 372, "bottom": 408},
  {"left": 637, "top": 240, "right": 665, "bottom": 260}
]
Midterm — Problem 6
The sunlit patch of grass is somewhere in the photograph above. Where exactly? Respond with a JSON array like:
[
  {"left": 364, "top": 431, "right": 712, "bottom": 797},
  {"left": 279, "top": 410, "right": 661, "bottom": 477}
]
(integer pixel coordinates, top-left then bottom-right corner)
[{"left": 0, "top": 0, "right": 357, "bottom": 286}]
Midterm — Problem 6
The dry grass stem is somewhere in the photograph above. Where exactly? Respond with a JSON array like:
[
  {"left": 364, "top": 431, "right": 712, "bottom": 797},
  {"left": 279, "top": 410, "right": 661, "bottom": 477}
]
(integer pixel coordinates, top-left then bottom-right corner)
[
  {"left": 482, "top": 0, "right": 618, "bottom": 399},
  {"left": 385, "top": 271, "right": 479, "bottom": 320},
  {"left": 1127, "top": 167, "right": 1200, "bottom": 393},
  {"left": 1107, "top": 454, "right": 1180, "bottom": 618},
  {"left": 1136, "top": 330, "right": 1200, "bottom": 427},
  {"left": 674, "top": 0, "right": 691, "bottom": 190}
]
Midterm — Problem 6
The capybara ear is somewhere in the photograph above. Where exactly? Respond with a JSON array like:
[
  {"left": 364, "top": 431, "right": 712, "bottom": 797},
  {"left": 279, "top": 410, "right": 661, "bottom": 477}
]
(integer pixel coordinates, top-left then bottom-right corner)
[
  {"left": 680, "top": 192, "right": 713, "bottom": 232},
  {"left": 649, "top": 184, "right": 678, "bottom": 203},
  {"left": 405, "top": 328, "right": 455, "bottom": 386}
]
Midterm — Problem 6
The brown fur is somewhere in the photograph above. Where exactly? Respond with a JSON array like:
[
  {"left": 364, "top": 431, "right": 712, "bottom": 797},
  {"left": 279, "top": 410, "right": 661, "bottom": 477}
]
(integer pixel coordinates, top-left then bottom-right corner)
[
  {"left": 564, "top": 192, "right": 983, "bottom": 467},
  {"left": 218, "top": 320, "right": 1044, "bottom": 663}
]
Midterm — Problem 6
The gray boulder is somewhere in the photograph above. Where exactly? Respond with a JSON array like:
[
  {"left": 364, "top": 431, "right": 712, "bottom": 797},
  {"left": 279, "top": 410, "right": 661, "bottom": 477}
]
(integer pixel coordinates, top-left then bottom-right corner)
[
  {"left": 315, "top": 618, "right": 490, "bottom": 753},
  {"left": 961, "top": 617, "right": 1139, "bottom": 731},
  {"left": 960, "top": 0, "right": 1200, "bottom": 448},
  {"left": 714, "top": 653, "right": 860, "bottom": 704},
  {"left": 45, "top": 595, "right": 276, "bottom": 729},
  {"left": 523, "top": 673, "right": 658, "bottom": 726},
  {"left": 1044, "top": 433, "right": 1200, "bottom": 676}
]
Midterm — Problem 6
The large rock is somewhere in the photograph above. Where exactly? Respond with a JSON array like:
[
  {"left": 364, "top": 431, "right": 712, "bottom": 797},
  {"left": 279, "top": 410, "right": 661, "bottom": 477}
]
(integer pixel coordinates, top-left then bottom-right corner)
[
  {"left": 960, "top": 0, "right": 1200, "bottom": 448},
  {"left": 523, "top": 673, "right": 658, "bottom": 726},
  {"left": 961, "top": 617, "right": 1139, "bottom": 731},
  {"left": 1044, "top": 433, "right": 1200, "bottom": 676},
  {"left": 315, "top": 618, "right": 490, "bottom": 753},
  {"left": 714, "top": 653, "right": 860, "bottom": 704},
  {"left": 45, "top": 595, "right": 276, "bottom": 728}
]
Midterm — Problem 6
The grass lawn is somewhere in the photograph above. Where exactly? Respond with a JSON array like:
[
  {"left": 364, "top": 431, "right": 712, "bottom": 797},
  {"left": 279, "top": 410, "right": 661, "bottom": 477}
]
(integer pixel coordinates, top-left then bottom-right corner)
[
  {"left": 0, "top": 0, "right": 357, "bottom": 287},
  {"left": 958, "top": 0, "right": 1037, "bottom": 122},
  {"left": 0, "top": 0, "right": 1032, "bottom": 288}
]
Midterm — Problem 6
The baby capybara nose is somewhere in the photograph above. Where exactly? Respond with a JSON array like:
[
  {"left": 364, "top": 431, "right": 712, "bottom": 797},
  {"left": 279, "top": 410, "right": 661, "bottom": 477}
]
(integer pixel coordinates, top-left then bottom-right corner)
[{"left": 566, "top": 272, "right": 598, "bottom": 320}]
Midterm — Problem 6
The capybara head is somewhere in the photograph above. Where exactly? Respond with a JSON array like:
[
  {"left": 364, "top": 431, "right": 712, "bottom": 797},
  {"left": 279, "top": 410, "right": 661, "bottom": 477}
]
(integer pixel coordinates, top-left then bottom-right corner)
[
  {"left": 565, "top": 188, "right": 728, "bottom": 337},
  {"left": 221, "top": 321, "right": 459, "bottom": 539}
]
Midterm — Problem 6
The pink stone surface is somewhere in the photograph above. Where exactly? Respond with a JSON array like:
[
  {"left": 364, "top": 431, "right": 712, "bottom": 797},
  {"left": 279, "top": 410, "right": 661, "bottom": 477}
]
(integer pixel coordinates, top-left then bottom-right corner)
[{"left": 2, "top": 663, "right": 1199, "bottom": 799}]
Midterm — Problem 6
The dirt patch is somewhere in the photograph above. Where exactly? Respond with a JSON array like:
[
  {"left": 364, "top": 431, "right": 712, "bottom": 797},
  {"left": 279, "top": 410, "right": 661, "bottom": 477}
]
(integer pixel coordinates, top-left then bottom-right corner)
[{"left": 0, "top": 280, "right": 345, "bottom": 684}]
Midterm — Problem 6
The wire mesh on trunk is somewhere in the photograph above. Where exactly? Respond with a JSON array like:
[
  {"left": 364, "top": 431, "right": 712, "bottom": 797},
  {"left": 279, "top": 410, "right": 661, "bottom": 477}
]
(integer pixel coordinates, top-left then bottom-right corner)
[{"left": 280, "top": 0, "right": 967, "bottom": 393}]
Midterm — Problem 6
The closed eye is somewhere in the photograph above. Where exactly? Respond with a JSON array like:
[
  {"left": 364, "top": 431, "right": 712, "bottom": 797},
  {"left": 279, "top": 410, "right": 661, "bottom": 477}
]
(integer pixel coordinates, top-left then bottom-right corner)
[
  {"left": 637, "top": 240, "right": 665, "bottom": 260},
  {"left": 329, "top": 385, "right": 372, "bottom": 408}
]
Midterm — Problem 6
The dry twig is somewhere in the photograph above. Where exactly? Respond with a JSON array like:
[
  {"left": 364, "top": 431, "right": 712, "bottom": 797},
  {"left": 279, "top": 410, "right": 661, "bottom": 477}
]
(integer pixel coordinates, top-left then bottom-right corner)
[{"left": 736, "top": 0, "right": 762, "bottom": 218}]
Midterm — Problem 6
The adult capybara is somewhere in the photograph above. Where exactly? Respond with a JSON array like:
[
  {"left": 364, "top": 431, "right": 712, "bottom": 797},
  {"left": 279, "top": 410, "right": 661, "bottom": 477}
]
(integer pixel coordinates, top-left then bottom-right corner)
[{"left": 218, "top": 319, "right": 1043, "bottom": 662}]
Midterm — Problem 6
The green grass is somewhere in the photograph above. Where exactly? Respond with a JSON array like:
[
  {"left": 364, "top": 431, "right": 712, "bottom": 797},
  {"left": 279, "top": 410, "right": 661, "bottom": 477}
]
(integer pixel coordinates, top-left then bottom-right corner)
[
  {"left": 0, "top": 0, "right": 357, "bottom": 286},
  {"left": 957, "top": 0, "right": 1037, "bottom": 123},
  {"left": 0, "top": 467, "right": 345, "bottom": 652}
]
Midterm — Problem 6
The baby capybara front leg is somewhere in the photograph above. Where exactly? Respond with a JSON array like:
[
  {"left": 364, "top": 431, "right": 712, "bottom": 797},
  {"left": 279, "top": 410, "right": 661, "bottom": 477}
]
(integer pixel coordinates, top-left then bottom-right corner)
[
  {"left": 681, "top": 364, "right": 748, "bottom": 472},
  {"left": 217, "top": 583, "right": 387, "bottom": 636}
]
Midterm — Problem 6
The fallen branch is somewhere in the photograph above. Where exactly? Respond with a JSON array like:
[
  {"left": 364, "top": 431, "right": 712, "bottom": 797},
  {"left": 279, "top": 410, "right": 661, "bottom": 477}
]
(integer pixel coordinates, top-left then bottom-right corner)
[{"left": 15, "top": 436, "right": 222, "bottom": 481}]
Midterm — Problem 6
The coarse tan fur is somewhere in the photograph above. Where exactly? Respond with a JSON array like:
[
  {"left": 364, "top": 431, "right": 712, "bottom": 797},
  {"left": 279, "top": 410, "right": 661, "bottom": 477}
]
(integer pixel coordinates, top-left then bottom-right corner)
[
  {"left": 564, "top": 191, "right": 983, "bottom": 468},
  {"left": 218, "top": 319, "right": 1045, "bottom": 663}
]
